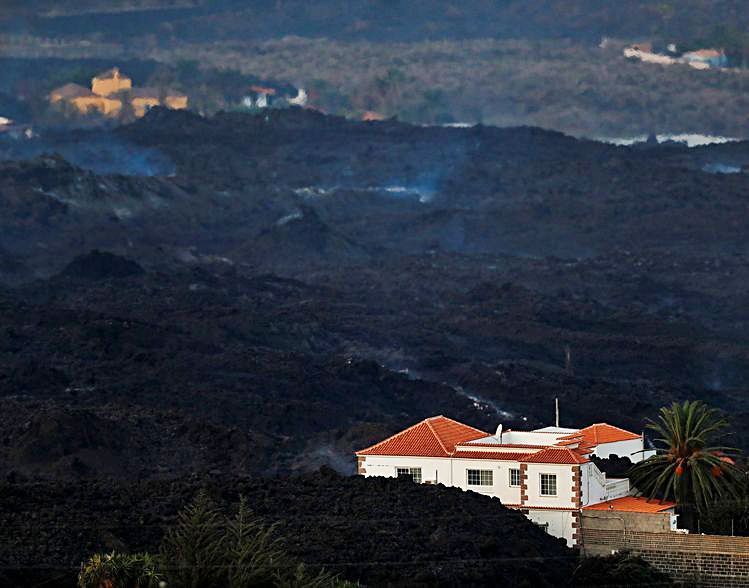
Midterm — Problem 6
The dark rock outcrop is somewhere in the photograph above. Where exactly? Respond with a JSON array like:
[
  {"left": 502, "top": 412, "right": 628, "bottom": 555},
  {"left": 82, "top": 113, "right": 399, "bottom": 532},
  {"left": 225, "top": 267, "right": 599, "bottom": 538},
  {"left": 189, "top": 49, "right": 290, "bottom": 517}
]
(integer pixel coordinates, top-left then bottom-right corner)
[{"left": 61, "top": 250, "right": 144, "bottom": 280}]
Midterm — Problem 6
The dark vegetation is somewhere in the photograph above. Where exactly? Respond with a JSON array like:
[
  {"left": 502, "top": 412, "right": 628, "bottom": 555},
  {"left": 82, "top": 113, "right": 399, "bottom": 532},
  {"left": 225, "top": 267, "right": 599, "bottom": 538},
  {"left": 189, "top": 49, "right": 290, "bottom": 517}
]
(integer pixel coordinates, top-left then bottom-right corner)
[
  {"left": 2, "top": 108, "right": 749, "bottom": 582},
  {"left": 1, "top": 469, "right": 577, "bottom": 586},
  {"left": 78, "top": 491, "right": 353, "bottom": 588}
]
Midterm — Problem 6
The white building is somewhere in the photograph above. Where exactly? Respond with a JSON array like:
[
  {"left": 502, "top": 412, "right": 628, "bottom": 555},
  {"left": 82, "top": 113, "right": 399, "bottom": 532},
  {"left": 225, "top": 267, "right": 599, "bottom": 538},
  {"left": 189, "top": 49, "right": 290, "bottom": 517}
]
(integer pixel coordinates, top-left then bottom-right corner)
[
  {"left": 623, "top": 46, "right": 676, "bottom": 65},
  {"left": 356, "top": 416, "right": 667, "bottom": 546}
]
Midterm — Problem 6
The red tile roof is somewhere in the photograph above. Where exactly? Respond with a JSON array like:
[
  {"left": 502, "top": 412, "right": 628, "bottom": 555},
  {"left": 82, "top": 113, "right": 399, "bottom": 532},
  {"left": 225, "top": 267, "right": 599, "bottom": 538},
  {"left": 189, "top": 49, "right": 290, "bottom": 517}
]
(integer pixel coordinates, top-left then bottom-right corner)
[
  {"left": 458, "top": 442, "right": 549, "bottom": 449},
  {"left": 522, "top": 447, "right": 589, "bottom": 464},
  {"left": 356, "top": 416, "right": 487, "bottom": 457},
  {"left": 584, "top": 496, "right": 676, "bottom": 513},
  {"left": 685, "top": 49, "right": 723, "bottom": 58},
  {"left": 563, "top": 423, "right": 641, "bottom": 446},
  {"left": 250, "top": 85, "right": 277, "bottom": 95},
  {"left": 362, "top": 110, "right": 386, "bottom": 121},
  {"left": 503, "top": 504, "right": 580, "bottom": 511},
  {"left": 452, "top": 451, "right": 533, "bottom": 461}
]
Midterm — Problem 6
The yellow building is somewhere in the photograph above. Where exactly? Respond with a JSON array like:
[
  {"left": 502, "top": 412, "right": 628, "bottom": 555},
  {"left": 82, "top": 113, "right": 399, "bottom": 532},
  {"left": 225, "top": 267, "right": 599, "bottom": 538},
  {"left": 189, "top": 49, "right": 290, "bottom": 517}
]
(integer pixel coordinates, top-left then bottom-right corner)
[
  {"left": 91, "top": 67, "right": 132, "bottom": 97},
  {"left": 130, "top": 88, "right": 161, "bottom": 118},
  {"left": 164, "top": 92, "right": 188, "bottom": 111},
  {"left": 49, "top": 67, "right": 188, "bottom": 119},
  {"left": 49, "top": 83, "right": 122, "bottom": 116},
  {"left": 131, "top": 88, "right": 188, "bottom": 117}
]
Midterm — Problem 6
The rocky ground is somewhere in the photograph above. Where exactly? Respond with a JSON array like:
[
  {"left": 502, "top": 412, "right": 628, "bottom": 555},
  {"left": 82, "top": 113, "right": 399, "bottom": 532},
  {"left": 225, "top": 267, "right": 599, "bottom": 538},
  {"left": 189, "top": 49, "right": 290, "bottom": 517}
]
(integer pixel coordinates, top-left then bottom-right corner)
[
  {"left": 0, "top": 469, "right": 576, "bottom": 586},
  {"left": 0, "top": 108, "right": 747, "bottom": 584}
]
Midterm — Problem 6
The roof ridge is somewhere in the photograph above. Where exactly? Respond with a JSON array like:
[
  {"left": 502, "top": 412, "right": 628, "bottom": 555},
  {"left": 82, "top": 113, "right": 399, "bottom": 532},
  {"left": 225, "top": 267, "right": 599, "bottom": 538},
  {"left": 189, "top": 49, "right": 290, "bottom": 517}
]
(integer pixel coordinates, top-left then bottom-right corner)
[
  {"left": 592, "top": 422, "right": 641, "bottom": 439},
  {"left": 605, "top": 422, "right": 639, "bottom": 433},
  {"left": 522, "top": 445, "right": 589, "bottom": 464},
  {"left": 355, "top": 418, "right": 436, "bottom": 455},
  {"left": 435, "top": 414, "right": 488, "bottom": 436},
  {"left": 425, "top": 417, "right": 451, "bottom": 455}
]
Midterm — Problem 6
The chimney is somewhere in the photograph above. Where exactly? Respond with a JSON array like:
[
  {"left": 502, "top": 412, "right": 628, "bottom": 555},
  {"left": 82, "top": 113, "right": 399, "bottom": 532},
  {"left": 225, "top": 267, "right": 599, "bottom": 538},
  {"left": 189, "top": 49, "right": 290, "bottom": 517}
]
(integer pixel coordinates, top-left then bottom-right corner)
[{"left": 555, "top": 397, "right": 560, "bottom": 428}]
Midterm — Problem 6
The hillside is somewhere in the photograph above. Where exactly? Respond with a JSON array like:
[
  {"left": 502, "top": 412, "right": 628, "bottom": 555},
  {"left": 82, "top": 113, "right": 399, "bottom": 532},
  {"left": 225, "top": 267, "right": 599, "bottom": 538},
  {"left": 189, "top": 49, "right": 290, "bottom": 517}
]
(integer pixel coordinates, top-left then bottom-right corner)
[
  {"left": 5, "top": 0, "right": 749, "bottom": 46},
  {"left": 0, "top": 469, "right": 576, "bottom": 586},
  {"left": 1, "top": 109, "right": 747, "bottom": 583}
]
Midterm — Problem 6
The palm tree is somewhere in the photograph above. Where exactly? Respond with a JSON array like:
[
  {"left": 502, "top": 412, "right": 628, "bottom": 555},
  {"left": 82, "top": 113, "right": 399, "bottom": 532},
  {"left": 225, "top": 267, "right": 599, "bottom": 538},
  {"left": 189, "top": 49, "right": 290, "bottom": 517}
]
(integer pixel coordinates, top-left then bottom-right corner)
[{"left": 630, "top": 400, "right": 744, "bottom": 519}]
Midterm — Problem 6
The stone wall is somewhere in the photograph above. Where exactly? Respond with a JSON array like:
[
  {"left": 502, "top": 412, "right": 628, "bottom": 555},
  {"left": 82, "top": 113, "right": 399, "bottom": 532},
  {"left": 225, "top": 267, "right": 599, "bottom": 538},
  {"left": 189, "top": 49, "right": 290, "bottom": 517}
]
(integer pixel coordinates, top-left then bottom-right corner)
[{"left": 581, "top": 511, "right": 749, "bottom": 587}]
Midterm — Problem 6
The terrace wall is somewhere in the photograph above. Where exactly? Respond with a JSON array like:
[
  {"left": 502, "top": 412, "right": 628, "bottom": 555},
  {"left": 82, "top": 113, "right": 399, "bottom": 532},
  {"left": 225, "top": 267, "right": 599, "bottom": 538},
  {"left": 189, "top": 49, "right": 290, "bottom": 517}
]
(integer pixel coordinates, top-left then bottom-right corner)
[{"left": 581, "top": 511, "right": 749, "bottom": 586}]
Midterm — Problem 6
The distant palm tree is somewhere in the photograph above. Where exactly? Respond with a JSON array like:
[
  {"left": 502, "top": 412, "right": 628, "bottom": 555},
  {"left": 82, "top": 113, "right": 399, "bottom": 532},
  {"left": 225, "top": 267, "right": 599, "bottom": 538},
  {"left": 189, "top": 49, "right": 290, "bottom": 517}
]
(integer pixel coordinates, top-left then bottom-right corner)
[{"left": 630, "top": 400, "right": 744, "bottom": 517}]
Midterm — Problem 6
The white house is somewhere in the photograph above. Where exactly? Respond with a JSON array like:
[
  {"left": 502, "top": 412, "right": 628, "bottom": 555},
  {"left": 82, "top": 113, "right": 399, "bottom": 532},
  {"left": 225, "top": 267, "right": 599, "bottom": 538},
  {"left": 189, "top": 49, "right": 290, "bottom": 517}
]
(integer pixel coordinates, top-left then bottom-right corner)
[
  {"left": 623, "top": 46, "right": 676, "bottom": 66},
  {"left": 356, "top": 416, "right": 668, "bottom": 546},
  {"left": 681, "top": 49, "right": 728, "bottom": 69},
  {"left": 288, "top": 88, "right": 308, "bottom": 107}
]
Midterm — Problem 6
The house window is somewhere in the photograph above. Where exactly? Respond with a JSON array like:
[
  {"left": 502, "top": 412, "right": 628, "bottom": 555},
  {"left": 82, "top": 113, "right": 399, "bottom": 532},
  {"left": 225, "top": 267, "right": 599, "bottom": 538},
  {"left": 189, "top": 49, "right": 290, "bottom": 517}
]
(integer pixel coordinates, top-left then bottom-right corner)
[
  {"left": 467, "top": 469, "right": 493, "bottom": 486},
  {"left": 540, "top": 473, "right": 557, "bottom": 496},
  {"left": 509, "top": 468, "right": 521, "bottom": 487},
  {"left": 396, "top": 467, "right": 422, "bottom": 483}
]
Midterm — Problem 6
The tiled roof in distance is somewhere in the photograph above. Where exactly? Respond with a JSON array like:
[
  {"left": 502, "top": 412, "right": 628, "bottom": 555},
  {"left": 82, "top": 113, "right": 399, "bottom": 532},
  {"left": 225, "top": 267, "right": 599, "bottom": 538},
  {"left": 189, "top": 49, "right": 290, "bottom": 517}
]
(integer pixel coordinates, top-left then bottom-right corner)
[
  {"left": 356, "top": 416, "right": 487, "bottom": 457},
  {"left": 584, "top": 496, "right": 676, "bottom": 513},
  {"left": 522, "top": 447, "right": 589, "bottom": 464},
  {"left": 453, "top": 451, "right": 532, "bottom": 461},
  {"left": 570, "top": 423, "right": 641, "bottom": 446}
]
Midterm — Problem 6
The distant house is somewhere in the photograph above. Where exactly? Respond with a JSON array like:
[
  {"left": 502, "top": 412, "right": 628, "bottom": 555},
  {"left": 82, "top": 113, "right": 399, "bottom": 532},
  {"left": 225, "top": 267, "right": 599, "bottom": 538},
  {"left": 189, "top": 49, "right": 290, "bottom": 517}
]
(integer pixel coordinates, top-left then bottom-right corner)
[
  {"left": 682, "top": 49, "right": 728, "bottom": 69},
  {"left": 130, "top": 87, "right": 161, "bottom": 117},
  {"left": 362, "top": 110, "right": 386, "bottom": 121},
  {"left": 91, "top": 67, "right": 132, "bottom": 97},
  {"left": 623, "top": 46, "right": 676, "bottom": 65},
  {"left": 49, "top": 82, "right": 122, "bottom": 116},
  {"left": 630, "top": 42, "right": 653, "bottom": 53},
  {"left": 163, "top": 91, "right": 189, "bottom": 111},
  {"left": 356, "top": 416, "right": 666, "bottom": 547},
  {"left": 243, "top": 85, "right": 277, "bottom": 109},
  {"left": 287, "top": 88, "right": 308, "bottom": 107},
  {"left": 623, "top": 45, "right": 728, "bottom": 71},
  {"left": 48, "top": 67, "right": 188, "bottom": 119}
]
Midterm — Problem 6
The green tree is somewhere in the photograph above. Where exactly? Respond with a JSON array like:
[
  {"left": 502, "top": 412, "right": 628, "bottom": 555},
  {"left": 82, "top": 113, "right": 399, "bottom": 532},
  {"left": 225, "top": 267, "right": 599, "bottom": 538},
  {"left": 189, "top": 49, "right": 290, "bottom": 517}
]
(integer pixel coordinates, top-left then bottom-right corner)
[
  {"left": 159, "top": 491, "right": 225, "bottom": 588},
  {"left": 80, "top": 492, "right": 357, "bottom": 588},
  {"left": 630, "top": 400, "right": 744, "bottom": 521},
  {"left": 224, "top": 497, "right": 285, "bottom": 586}
]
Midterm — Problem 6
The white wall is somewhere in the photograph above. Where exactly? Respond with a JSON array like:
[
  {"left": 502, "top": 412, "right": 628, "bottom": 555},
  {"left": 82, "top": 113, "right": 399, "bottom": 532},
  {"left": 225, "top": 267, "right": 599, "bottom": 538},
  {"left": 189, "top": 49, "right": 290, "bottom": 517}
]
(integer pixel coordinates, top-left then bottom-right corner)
[
  {"left": 359, "top": 455, "right": 453, "bottom": 485},
  {"left": 526, "top": 509, "right": 576, "bottom": 546},
  {"left": 361, "top": 455, "right": 581, "bottom": 509},
  {"left": 451, "top": 458, "right": 522, "bottom": 504},
  {"left": 581, "top": 462, "right": 607, "bottom": 506},
  {"left": 524, "top": 463, "right": 576, "bottom": 508},
  {"left": 594, "top": 438, "right": 654, "bottom": 462},
  {"left": 359, "top": 455, "right": 523, "bottom": 504},
  {"left": 360, "top": 455, "right": 582, "bottom": 546},
  {"left": 605, "top": 478, "right": 631, "bottom": 500}
]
